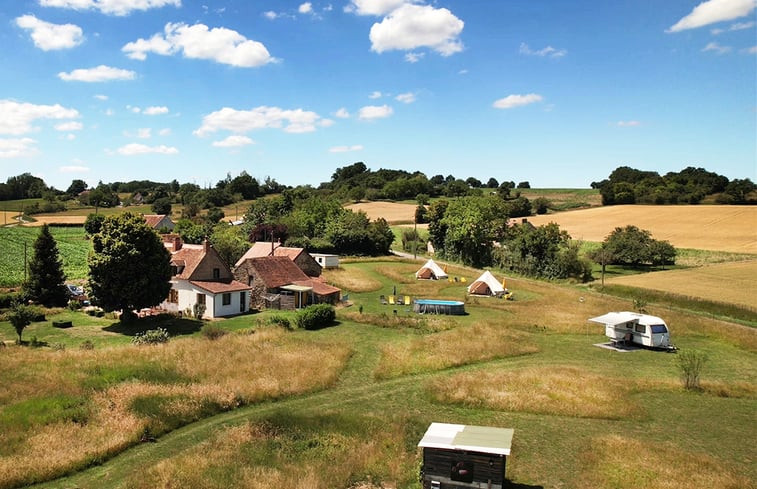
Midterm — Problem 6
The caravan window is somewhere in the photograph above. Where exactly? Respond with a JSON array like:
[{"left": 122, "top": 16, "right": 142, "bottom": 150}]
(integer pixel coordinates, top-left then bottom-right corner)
[
  {"left": 635, "top": 324, "right": 646, "bottom": 333},
  {"left": 651, "top": 324, "right": 668, "bottom": 334}
]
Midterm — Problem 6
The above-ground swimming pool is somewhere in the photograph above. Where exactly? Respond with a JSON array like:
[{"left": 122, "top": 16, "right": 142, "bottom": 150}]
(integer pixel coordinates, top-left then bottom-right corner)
[{"left": 413, "top": 299, "right": 466, "bottom": 315}]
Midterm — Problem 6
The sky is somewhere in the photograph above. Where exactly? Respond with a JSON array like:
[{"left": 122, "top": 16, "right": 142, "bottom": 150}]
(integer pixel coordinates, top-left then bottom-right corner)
[{"left": 0, "top": 0, "right": 755, "bottom": 191}]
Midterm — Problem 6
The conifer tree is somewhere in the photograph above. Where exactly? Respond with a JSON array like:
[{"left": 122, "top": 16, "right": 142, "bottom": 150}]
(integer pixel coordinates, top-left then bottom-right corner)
[{"left": 24, "top": 224, "right": 68, "bottom": 307}]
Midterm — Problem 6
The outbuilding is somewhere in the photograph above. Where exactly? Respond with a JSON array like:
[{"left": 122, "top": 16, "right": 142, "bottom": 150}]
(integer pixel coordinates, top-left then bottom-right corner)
[{"left": 418, "top": 422, "right": 514, "bottom": 489}]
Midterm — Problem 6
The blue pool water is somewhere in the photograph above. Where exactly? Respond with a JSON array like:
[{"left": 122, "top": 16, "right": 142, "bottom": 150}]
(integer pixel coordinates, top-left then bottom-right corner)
[{"left": 413, "top": 299, "right": 466, "bottom": 315}]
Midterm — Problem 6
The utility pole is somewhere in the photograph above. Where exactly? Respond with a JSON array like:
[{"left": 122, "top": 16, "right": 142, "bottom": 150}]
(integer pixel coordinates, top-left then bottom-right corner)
[
  {"left": 24, "top": 241, "right": 27, "bottom": 282},
  {"left": 413, "top": 212, "right": 417, "bottom": 260}
]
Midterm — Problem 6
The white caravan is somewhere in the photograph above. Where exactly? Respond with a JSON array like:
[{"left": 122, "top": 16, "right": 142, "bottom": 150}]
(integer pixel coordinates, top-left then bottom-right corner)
[{"left": 589, "top": 311, "right": 674, "bottom": 350}]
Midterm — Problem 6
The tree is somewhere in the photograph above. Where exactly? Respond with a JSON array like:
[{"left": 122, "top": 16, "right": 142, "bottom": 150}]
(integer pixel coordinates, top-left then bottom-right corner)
[
  {"left": 88, "top": 212, "right": 172, "bottom": 320},
  {"left": 517, "top": 181, "right": 530, "bottom": 189},
  {"left": 66, "top": 179, "right": 87, "bottom": 196},
  {"left": 151, "top": 197, "right": 172, "bottom": 215},
  {"left": 440, "top": 196, "right": 508, "bottom": 267},
  {"left": 23, "top": 224, "right": 68, "bottom": 307},
  {"left": 84, "top": 213, "right": 106, "bottom": 236},
  {"left": 8, "top": 303, "right": 37, "bottom": 344},
  {"left": 210, "top": 223, "right": 249, "bottom": 267},
  {"left": 590, "top": 245, "right": 615, "bottom": 287},
  {"left": 486, "top": 177, "right": 499, "bottom": 188}
]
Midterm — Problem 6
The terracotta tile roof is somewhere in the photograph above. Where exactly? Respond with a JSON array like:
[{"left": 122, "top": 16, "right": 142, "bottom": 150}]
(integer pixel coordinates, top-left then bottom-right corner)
[
  {"left": 235, "top": 242, "right": 305, "bottom": 267},
  {"left": 293, "top": 279, "right": 340, "bottom": 296},
  {"left": 189, "top": 280, "right": 251, "bottom": 294},
  {"left": 143, "top": 214, "right": 168, "bottom": 228},
  {"left": 171, "top": 247, "right": 205, "bottom": 279},
  {"left": 249, "top": 256, "right": 309, "bottom": 288}
]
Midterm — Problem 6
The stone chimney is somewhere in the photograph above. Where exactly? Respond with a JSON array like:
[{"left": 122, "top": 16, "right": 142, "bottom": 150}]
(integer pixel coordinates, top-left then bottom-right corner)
[
  {"left": 203, "top": 239, "right": 211, "bottom": 253},
  {"left": 173, "top": 236, "right": 182, "bottom": 251}
]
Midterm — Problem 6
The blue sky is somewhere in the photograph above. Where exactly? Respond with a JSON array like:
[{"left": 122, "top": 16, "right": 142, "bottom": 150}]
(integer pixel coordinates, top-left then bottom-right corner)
[{"left": 1, "top": 0, "right": 755, "bottom": 191}]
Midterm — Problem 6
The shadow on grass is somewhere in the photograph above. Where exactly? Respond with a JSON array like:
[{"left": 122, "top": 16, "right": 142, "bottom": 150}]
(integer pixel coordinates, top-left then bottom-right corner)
[
  {"left": 103, "top": 317, "right": 203, "bottom": 337},
  {"left": 505, "top": 481, "right": 544, "bottom": 489}
]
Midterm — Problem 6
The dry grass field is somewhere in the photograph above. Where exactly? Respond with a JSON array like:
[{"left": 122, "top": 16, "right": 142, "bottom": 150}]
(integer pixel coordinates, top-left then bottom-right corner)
[
  {"left": 525, "top": 205, "right": 757, "bottom": 253},
  {"left": 21, "top": 215, "right": 87, "bottom": 226},
  {"left": 0, "top": 211, "right": 20, "bottom": 225},
  {"left": 607, "top": 259, "right": 757, "bottom": 311},
  {"left": 345, "top": 202, "right": 417, "bottom": 223}
]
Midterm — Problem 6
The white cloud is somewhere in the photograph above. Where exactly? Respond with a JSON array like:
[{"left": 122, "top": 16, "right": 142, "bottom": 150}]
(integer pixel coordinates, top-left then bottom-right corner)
[
  {"left": 329, "top": 144, "right": 364, "bottom": 153},
  {"left": 702, "top": 41, "right": 732, "bottom": 53},
  {"left": 319, "top": 118, "right": 335, "bottom": 127},
  {"left": 59, "top": 165, "right": 90, "bottom": 173},
  {"left": 369, "top": 4, "right": 464, "bottom": 56},
  {"left": 212, "top": 135, "right": 254, "bottom": 147},
  {"left": 345, "top": 0, "right": 416, "bottom": 16},
  {"left": 395, "top": 92, "right": 415, "bottom": 103},
  {"left": 404, "top": 51, "right": 424, "bottom": 63},
  {"left": 15, "top": 15, "right": 83, "bottom": 51},
  {"left": 0, "top": 100, "right": 80, "bottom": 135},
  {"left": 136, "top": 128, "right": 151, "bottom": 138},
  {"left": 668, "top": 0, "right": 756, "bottom": 32},
  {"left": 617, "top": 120, "right": 641, "bottom": 127},
  {"left": 158, "top": 128, "right": 172, "bottom": 136},
  {"left": 54, "top": 121, "right": 83, "bottom": 131},
  {"left": 263, "top": 11, "right": 278, "bottom": 19},
  {"left": 65, "top": 133, "right": 76, "bottom": 140},
  {"left": 94, "top": 94, "right": 108, "bottom": 101},
  {"left": 744, "top": 45, "right": 757, "bottom": 53},
  {"left": 39, "top": 0, "right": 181, "bottom": 16},
  {"left": 358, "top": 104, "right": 393, "bottom": 120},
  {"left": 123, "top": 22, "right": 276, "bottom": 68},
  {"left": 299, "top": 2, "right": 313, "bottom": 14},
  {"left": 194, "top": 106, "right": 325, "bottom": 136},
  {"left": 334, "top": 108, "right": 350, "bottom": 118},
  {"left": 116, "top": 143, "right": 178, "bottom": 155},
  {"left": 0, "top": 138, "right": 38, "bottom": 158},
  {"left": 58, "top": 65, "right": 136, "bottom": 82},
  {"left": 519, "top": 42, "right": 566, "bottom": 58},
  {"left": 143, "top": 106, "right": 169, "bottom": 115},
  {"left": 492, "top": 93, "right": 543, "bottom": 109},
  {"left": 458, "top": 68, "right": 468, "bottom": 75},
  {"left": 369, "top": 91, "right": 382, "bottom": 99},
  {"left": 712, "top": 19, "right": 755, "bottom": 33}
]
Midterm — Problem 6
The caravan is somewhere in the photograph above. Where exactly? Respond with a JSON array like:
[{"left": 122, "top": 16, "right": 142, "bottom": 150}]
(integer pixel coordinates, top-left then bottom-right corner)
[{"left": 589, "top": 311, "right": 674, "bottom": 350}]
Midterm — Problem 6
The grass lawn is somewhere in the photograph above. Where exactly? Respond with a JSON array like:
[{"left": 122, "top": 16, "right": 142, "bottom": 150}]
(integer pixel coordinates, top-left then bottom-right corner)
[{"left": 0, "top": 258, "right": 753, "bottom": 489}]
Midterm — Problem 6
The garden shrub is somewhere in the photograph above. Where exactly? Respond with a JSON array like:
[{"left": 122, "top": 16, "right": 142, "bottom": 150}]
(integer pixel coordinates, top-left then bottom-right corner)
[
  {"left": 269, "top": 314, "right": 292, "bottom": 330},
  {"left": 201, "top": 323, "right": 227, "bottom": 340},
  {"left": 53, "top": 320, "right": 73, "bottom": 328},
  {"left": 294, "top": 304, "right": 336, "bottom": 330},
  {"left": 676, "top": 349, "right": 708, "bottom": 390},
  {"left": 132, "top": 327, "right": 170, "bottom": 345},
  {"left": 80, "top": 340, "right": 94, "bottom": 350}
]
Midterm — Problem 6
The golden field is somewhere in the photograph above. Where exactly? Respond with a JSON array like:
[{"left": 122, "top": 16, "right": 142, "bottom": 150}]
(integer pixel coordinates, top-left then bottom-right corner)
[
  {"left": 345, "top": 201, "right": 417, "bottom": 223},
  {"left": 525, "top": 205, "right": 757, "bottom": 253},
  {"left": 607, "top": 259, "right": 757, "bottom": 311}
]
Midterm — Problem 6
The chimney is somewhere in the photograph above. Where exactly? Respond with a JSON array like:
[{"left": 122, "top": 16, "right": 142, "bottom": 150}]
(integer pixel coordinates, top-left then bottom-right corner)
[
  {"left": 203, "top": 239, "right": 210, "bottom": 253},
  {"left": 522, "top": 218, "right": 528, "bottom": 224},
  {"left": 173, "top": 236, "right": 182, "bottom": 251}
]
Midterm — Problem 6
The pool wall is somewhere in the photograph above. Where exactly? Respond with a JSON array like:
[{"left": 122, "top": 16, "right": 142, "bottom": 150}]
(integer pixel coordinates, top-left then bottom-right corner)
[{"left": 413, "top": 299, "right": 466, "bottom": 315}]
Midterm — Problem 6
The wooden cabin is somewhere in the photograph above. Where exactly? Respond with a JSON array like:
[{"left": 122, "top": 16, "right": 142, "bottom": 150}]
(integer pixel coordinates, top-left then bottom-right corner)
[{"left": 418, "top": 423, "right": 514, "bottom": 489}]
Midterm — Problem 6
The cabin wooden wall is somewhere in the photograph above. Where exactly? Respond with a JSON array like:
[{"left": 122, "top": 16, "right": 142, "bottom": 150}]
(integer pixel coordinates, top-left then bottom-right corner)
[{"left": 421, "top": 448, "right": 505, "bottom": 488}]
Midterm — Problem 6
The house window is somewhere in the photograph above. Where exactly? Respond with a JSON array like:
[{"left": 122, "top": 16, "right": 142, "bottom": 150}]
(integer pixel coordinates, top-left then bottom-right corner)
[
  {"left": 213, "top": 268, "right": 220, "bottom": 279},
  {"left": 196, "top": 293, "right": 206, "bottom": 305},
  {"left": 168, "top": 289, "right": 178, "bottom": 303},
  {"left": 222, "top": 293, "right": 231, "bottom": 306}
]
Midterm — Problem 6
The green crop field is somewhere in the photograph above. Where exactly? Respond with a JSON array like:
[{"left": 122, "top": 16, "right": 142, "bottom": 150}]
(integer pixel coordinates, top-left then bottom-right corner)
[{"left": 0, "top": 226, "right": 90, "bottom": 287}]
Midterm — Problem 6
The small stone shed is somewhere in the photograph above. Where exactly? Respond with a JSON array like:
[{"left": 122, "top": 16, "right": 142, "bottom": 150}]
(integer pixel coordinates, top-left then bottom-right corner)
[{"left": 418, "top": 422, "right": 514, "bottom": 489}]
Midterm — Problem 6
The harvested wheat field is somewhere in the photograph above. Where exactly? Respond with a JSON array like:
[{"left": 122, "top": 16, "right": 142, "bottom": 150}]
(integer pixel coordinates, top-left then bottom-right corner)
[
  {"left": 607, "top": 259, "right": 757, "bottom": 311},
  {"left": 0, "top": 211, "right": 20, "bottom": 225},
  {"left": 22, "top": 215, "right": 87, "bottom": 226},
  {"left": 345, "top": 202, "right": 416, "bottom": 224},
  {"left": 525, "top": 205, "right": 757, "bottom": 253}
]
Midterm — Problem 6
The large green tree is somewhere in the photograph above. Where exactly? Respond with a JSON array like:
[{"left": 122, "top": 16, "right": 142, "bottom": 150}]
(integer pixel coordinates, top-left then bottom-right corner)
[
  {"left": 440, "top": 195, "right": 508, "bottom": 267},
  {"left": 602, "top": 225, "right": 676, "bottom": 267},
  {"left": 24, "top": 224, "right": 68, "bottom": 307},
  {"left": 88, "top": 212, "right": 172, "bottom": 319}
]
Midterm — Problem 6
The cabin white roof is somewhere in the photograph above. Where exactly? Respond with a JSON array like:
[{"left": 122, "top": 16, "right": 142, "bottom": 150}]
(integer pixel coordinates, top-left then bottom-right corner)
[
  {"left": 589, "top": 311, "right": 665, "bottom": 326},
  {"left": 467, "top": 270, "right": 505, "bottom": 295},
  {"left": 418, "top": 423, "right": 513, "bottom": 456},
  {"left": 416, "top": 259, "right": 447, "bottom": 279}
]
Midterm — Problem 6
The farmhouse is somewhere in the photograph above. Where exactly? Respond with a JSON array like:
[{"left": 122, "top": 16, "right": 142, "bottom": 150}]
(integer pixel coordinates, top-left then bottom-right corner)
[
  {"left": 418, "top": 422, "right": 514, "bottom": 489},
  {"left": 233, "top": 256, "right": 340, "bottom": 310},
  {"left": 142, "top": 214, "right": 175, "bottom": 232},
  {"left": 160, "top": 238, "right": 251, "bottom": 318},
  {"left": 235, "top": 241, "right": 322, "bottom": 277}
]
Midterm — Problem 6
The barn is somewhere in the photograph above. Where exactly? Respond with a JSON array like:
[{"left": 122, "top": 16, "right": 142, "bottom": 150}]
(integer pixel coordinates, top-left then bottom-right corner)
[{"left": 418, "top": 423, "right": 514, "bottom": 489}]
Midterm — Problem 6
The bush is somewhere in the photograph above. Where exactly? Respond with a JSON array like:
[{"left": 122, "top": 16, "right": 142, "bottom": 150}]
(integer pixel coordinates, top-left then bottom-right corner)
[
  {"left": 80, "top": 340, "right": 95, "bottom": 350},
  {"left": 294, "top": 304, "right": 336, "bottom": 330},
  {"left": 132, "top": 327, "right": 170, "bottom": 345},
  {"left": 67, "top": 299, "right": 82, "bottom": 311},
  {"left": 201, "top": 323, "right": 227, "bottom": 340},
  {"left": 0, "top": 292, "right": 23, "bottom": 309},
  {"left": 53, "top": 320, "right": 73, "bottom": 328},
  {"left": 676, "top": 349, "right": 708, "bottom": 390},
  {"left": 269, "top": 314, "right": 292, "bottom": 330}
]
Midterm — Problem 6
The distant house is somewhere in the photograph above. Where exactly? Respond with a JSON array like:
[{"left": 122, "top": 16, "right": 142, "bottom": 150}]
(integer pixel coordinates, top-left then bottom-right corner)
[
  {"left": 233, "top": 256, "right": 340, "bottom": 311},
  {"left": 160, "top": 239, "right": 251, "bottom": 319},
  {"left": 143, "top": 214, "right": 175, "bottom": 232},
  {"left": 235, "top": 241, "right": 322, "bottom": 277},
  {"left": 311, "top": 253, "right": 339, "bottom": 270}
]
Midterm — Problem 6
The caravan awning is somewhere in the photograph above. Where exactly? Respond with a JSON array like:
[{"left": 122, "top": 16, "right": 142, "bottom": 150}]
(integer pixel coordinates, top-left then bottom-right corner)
[
  {"left": 418, "top": 422, "right": 514, "bottom": 456},
  {"left": 589, "top": 312, "right": 639, "bottom": 326}
]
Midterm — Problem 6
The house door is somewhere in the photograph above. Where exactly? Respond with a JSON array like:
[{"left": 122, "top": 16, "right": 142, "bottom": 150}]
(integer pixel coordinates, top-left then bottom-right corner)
[{"left": 239, "top": 292, "right": 246, "bottom": 312}]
